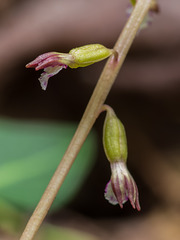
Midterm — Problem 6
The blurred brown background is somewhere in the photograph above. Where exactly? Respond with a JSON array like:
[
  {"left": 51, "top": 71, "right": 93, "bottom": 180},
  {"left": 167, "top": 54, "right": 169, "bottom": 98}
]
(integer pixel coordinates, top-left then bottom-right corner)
[{"left": 0, "top": 0, "right": 180, "bottom": 239}]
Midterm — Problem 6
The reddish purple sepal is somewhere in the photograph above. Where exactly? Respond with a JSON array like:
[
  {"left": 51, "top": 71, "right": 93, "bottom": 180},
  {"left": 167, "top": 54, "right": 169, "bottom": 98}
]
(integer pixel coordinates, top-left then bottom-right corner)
[
  {"left": 104, "top": 161, "right": 141, "bottom": 211},
  {"left": 26, "top": 52, "right": 68, "bottom": 90}
]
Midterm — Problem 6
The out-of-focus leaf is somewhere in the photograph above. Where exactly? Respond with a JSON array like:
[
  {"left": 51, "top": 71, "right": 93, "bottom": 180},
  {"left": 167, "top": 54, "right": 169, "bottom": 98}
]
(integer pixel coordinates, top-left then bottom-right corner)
[
  {"left": 0, "top": 198, "right": 24, "bottom": 235},
  {"left": 0, "top": 118, "right": 97, "bottom": 212},
  {"left": 36, "top": 224, "right": 99, "bottom": 240}
]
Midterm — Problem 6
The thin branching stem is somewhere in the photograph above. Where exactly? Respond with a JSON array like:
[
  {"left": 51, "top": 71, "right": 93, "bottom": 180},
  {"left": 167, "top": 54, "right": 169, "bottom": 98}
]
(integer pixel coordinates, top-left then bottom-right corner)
[{"left": 20, "top": 1, "right": 153, "bottom": 239}]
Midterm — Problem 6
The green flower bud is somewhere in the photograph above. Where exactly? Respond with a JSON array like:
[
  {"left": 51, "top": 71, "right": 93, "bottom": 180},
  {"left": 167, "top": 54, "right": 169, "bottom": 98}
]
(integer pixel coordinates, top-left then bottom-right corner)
[
  {"left": 68, "top": 44, "right": 113, "bottom": 68},
  {"left": 103, "top": 107, "right": 128, "bottom": 163}
]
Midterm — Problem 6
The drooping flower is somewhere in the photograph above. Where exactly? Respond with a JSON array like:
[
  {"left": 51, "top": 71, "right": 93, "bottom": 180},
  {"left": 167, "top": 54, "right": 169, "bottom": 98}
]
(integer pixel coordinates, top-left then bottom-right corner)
[
  {"left": 26, "top": 44, "right": 113, "bottom": 90},
  {"left": 102, "top": 105, "right": 140, "bottom": 210}
]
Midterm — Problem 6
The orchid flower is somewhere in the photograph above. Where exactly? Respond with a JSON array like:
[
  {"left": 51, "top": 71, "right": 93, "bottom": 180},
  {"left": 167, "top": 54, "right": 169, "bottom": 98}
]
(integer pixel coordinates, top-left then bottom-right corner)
[
  {"left": 26, "top": 44, "right": 113, "bottom": 90},
  {"left": 103, "top": 105, "right": 140, "bottom": 210}
]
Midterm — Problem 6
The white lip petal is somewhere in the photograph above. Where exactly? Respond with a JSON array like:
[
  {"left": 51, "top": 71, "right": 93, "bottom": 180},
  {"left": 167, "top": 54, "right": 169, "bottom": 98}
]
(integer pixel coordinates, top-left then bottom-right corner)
[
  {"left": 104, "top": 180, "right": 118, "bottom": 205},
  {"left": 39, "top": 72, "right": 49, "bottom": 90},
  {"left": 38, "top": 66, "right": 65, "bottom": 90}
]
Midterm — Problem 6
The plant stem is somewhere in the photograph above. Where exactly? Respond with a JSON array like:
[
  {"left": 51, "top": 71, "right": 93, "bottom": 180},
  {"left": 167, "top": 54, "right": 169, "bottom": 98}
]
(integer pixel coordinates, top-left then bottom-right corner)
[{"left": 20, "top": 1, "right": 152, "bottom": 239}]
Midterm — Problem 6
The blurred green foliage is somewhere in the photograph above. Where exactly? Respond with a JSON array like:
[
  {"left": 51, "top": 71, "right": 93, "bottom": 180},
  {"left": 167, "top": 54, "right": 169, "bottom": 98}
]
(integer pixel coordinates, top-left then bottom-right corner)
[
  {"left": 0, "top": 118, "right": 97, "bottom": 212},
  {"left": 36, "top": 224, "right": 99, "bottom": 240}
]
